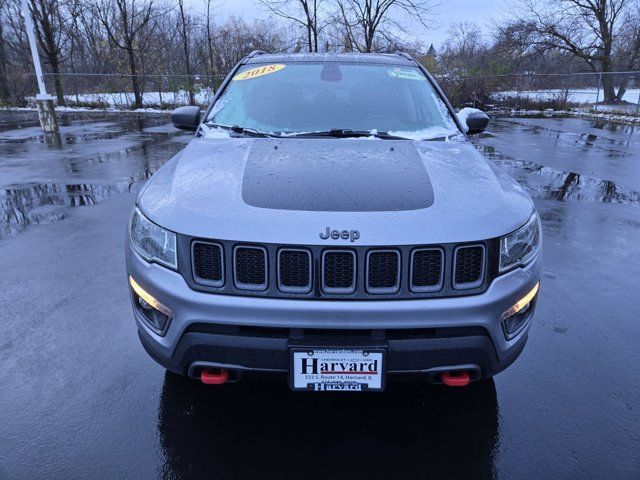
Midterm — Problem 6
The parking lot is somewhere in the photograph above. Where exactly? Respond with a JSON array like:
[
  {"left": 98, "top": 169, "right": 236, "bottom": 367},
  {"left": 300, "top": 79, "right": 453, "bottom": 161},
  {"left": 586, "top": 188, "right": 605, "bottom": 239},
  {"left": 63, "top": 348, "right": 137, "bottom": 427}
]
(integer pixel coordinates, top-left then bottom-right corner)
[{"left": 1, "top": 111, "right": 639, "bottom": 479}]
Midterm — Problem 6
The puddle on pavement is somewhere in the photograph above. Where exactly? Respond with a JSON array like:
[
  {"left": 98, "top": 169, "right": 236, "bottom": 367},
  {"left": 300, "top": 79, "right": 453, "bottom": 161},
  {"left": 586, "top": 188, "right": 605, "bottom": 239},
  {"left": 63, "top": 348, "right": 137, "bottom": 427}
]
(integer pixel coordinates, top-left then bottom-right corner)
[
  {"left": 474, "top": 116, "right": 640, "bottom": 206},
  {"left": 0, "top": 182, "right": 131, "bottom": 237},
  {"left": 0, "top": 112, "right": 188, "bottom": 239},
  {"left": 475, "top": 143, "right": 640, "bottom": 206}
]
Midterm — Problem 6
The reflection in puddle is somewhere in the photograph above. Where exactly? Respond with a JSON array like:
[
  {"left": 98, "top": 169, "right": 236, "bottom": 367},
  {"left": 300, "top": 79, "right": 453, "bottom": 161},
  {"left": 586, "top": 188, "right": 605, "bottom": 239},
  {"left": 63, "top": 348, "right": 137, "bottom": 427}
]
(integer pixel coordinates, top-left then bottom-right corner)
[
  {"left": 475, "top": 144, "right": 640, "bottom": 207},
  {"left": 157, "top": 373, "right": 499, "bottom": 479},
  {"left": 0, "top": 182, "right": 131, "bottom": 237},
  {"left": 0, "top": 112, "right": 188, "bottom": 239}
]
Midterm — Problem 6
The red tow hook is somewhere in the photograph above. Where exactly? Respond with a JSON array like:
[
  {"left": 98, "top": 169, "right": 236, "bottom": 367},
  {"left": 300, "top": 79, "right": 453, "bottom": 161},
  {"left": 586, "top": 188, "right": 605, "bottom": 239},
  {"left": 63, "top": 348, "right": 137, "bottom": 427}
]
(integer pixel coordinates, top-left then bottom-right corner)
[
  {"left": 200, "top": 368, "right": 230, "bottom": 385},
  {"left": 441, "top": 371, "right": 470, "bottom": 387}
]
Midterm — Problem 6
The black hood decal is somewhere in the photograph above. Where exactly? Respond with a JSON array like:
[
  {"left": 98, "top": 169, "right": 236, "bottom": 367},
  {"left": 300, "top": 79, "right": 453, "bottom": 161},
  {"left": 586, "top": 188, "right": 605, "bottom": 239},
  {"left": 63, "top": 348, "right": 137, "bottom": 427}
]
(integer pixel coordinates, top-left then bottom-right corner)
[{"left": 241, "top": 139, "right": 434, "bottom": 212}]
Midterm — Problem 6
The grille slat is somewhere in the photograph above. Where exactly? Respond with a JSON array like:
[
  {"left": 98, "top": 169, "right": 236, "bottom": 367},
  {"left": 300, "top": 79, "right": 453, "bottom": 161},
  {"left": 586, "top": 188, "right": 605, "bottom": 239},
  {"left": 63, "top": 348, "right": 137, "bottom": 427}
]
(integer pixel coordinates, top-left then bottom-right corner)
[
  {"left": 278, "top": 249, "right": 312, "bottom": 292},
  {"left": 234, "top": 246, "right": 267, "bottom": 290},
  {"left": 454, "top": 245, "right": 484, "bottom": 288},
  {"left": 322, "top": 251, "right": 356, "bottom": 293},
  {"left": 367, "top": 250, "right": 400, "bottom": 293},
  {"left": 192, "top": 242, "right": 224, "bottom": 287},
  {"left": 411, "top": 248, "right": 443, "bottom": 292}
]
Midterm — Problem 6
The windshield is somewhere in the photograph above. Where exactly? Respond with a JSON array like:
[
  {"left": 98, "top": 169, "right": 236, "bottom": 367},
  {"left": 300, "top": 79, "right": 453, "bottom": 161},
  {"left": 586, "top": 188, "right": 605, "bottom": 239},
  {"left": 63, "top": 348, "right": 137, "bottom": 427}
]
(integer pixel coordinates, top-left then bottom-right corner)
[{"left": 206, "top": 62, "right": 460, "bottom": 139}]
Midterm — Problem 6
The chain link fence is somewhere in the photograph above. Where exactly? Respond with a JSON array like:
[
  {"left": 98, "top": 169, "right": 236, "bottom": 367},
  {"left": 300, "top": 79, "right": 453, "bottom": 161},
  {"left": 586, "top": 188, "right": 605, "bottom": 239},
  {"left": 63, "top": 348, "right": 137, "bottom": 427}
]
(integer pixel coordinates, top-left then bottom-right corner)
[
  {"left": 436, "top": 71, "right": 640, "bottom": 115},
  {"left": 2, "top": 70, "right": 640, "bottom": 115},
  {"left": 1, "top": 72, "right": 226, "bottom": 109}
]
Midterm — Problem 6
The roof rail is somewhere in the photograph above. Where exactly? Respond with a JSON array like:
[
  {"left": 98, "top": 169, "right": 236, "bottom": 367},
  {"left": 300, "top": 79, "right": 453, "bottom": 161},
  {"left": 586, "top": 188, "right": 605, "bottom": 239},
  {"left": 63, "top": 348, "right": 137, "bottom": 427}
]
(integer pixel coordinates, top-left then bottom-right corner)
[
  {"left": 247, "top": 50, "right": 269, "bottom": 58},
  {"left": 395, "top": 51, "right": 414, "bottom": 62}
]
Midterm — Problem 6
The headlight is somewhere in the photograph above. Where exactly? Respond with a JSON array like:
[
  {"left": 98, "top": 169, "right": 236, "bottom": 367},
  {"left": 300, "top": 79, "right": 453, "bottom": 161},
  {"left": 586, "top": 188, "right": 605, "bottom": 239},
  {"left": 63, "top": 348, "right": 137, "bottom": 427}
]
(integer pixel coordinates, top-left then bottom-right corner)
[
  {"left": 130, "top": 207, "right": 177, "bottom": 269},
  {"left": 500, "top": 212, "right": 541, "bottom": 273}
]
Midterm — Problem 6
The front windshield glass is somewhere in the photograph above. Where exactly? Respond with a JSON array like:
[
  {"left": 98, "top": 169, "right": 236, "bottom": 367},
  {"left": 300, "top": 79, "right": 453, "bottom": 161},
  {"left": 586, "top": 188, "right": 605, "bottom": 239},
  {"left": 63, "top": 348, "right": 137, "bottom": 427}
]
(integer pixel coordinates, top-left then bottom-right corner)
[{"left": 206, "top": 62, "right": 460, "bottom": 139}]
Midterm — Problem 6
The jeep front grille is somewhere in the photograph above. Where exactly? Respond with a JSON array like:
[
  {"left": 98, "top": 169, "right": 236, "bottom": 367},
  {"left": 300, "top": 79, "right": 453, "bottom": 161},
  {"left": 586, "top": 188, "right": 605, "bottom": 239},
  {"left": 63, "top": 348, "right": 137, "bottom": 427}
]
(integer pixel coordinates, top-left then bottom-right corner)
[
  {"left": 191, "top": 241, "right": 224, "bottom": 287},
  {"left": 278, "top": 249, "right": 312, "bottom": 292},
  {"left": 322, "top": 250, "right": 356, "bottom": 294},
  {"left": 454, "top": 245, "right": 485, "bottom": 288},
  {"left": 234, "top": 246, "right": 267, "bottom": 290},
  {"left": 410, "top": 248, "right": 443, "bottom": 292},
  {"left": 367, "top": 250, "right": 400, "bottom": 294},
  {"left": 187, "top": 238, "right": 495, "bottom": 300}
]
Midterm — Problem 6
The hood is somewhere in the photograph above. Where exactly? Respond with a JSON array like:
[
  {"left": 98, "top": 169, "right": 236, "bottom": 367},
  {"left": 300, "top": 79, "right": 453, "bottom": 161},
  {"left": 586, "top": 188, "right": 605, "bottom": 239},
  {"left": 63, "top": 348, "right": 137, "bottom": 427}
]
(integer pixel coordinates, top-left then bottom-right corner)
[{"left": 138, "top": 137, "right": 534, "bottom": 245}]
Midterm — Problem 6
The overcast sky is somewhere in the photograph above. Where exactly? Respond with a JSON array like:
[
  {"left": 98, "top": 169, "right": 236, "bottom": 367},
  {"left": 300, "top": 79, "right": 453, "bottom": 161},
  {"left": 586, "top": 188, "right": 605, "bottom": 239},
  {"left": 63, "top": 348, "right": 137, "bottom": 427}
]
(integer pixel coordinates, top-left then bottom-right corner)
[{"left": 205, "top": 0, "right": 508, "bottom": 49}]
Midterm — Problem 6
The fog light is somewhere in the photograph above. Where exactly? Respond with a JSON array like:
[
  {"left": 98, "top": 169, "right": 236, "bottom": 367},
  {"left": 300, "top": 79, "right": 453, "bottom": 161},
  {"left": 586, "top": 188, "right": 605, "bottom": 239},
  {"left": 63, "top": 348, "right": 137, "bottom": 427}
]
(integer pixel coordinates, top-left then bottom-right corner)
[
  {"left": 129, "top": 276, "right": 172, "bottom": 334},
  {"left": 501, "top": 282, "right": 540, "bottom": 339}
]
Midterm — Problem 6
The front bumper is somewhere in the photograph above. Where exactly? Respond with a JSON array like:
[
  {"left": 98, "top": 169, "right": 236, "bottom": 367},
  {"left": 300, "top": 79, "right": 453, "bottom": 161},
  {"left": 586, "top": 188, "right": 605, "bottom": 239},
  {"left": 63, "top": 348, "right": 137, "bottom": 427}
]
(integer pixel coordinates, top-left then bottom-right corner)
[{"left": 126, "top": 245, "right": 540, "bottom": 381}]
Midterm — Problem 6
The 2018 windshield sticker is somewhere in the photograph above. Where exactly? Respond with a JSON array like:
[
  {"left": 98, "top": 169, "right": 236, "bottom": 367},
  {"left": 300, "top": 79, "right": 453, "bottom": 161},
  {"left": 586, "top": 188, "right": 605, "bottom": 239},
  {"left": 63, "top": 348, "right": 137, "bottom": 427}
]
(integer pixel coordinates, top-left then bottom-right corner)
[
  {"left": 387, "top": 69, "right": 425, "bottom": 81},
  {"left": 233, "top": 64, "right": 286, "bottom": 81}
]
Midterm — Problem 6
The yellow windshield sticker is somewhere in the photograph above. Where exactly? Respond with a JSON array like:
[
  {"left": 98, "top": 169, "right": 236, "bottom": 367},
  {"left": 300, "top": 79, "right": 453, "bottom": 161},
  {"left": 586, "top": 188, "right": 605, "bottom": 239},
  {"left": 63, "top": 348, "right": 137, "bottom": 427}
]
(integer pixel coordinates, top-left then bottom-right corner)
[{"left": 233, "top": 64, "right": 286, "bottom": 81}]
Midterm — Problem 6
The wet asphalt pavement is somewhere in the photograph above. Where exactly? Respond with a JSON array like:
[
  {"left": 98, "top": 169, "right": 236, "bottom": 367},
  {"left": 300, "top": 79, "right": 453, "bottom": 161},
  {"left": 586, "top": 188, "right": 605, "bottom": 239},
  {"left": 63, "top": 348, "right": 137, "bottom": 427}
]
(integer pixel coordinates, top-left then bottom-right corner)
[{"left": 0, "top": 112, "right": 639, "bottom": 479}]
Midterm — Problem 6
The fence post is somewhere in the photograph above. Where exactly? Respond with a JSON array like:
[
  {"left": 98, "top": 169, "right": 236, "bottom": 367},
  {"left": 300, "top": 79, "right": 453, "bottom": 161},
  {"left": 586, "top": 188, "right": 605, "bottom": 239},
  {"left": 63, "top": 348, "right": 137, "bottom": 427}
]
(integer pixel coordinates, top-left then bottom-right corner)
[
  {"left": 474, "top": 76, "right": 478, "bottom": 108},
  {"left": 594, "top": 73, "right": 601, "bottom": 112},
  {"left": 635, "top": 73, "right": 640, "bottom": 116}
]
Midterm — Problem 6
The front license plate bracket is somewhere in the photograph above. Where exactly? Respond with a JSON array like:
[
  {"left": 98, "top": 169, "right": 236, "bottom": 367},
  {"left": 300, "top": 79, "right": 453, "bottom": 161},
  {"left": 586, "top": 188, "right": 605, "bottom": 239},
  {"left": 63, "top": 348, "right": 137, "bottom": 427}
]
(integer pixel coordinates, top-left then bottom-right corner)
[{"left": 289, "top": 348, "right": 386, "bottom": 392}]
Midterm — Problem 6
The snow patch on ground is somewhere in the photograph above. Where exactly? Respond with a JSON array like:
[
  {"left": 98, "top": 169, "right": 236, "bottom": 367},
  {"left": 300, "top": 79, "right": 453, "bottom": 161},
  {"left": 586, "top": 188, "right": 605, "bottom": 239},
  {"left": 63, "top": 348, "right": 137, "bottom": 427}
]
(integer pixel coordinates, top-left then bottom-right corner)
[
  {"left": 0, "top": 105, "right": 172, "bottom": 114},
  {"left": 493, "top": 88, "right": 640, "bottom": 104},
  {"left": 60, "top": 89, "right": 215, "bottom": 108},
  {"left": 491, "top": 107, "right": 640, "bottom": 125}
]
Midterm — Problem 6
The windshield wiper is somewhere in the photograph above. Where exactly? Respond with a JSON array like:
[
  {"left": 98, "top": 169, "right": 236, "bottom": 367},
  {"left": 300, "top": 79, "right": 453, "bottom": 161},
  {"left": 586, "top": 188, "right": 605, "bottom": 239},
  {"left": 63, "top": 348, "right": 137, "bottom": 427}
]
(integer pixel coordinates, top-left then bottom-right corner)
[
  {"left": 288, "top": 129, "right": 409, "bottom": 140},
  {"left": 204, "top": 123, "right": 279, "bottom": 138}
]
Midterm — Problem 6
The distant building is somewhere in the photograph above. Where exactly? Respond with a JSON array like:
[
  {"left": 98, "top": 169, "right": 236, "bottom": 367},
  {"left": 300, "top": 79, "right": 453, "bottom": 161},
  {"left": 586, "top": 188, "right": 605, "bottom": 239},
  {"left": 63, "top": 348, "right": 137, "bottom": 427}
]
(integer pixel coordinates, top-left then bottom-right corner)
[{"left": 426, "top": 44, "right": 437, "bottom": 58}]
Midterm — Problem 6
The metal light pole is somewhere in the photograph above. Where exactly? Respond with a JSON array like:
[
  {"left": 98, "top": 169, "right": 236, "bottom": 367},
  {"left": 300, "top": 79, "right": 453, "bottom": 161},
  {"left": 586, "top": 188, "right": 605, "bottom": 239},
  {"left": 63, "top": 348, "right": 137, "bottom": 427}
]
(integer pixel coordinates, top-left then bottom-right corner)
[{"left": 21, "top": 0, "right": 59, "bottom": 133}]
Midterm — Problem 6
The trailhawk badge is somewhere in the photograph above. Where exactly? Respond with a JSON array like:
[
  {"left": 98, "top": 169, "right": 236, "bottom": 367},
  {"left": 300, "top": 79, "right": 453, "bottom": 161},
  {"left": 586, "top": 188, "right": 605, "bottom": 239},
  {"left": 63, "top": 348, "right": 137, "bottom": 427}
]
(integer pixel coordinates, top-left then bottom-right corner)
[{"left": 319, "top": 227, "right": 360, "bottom": 242}]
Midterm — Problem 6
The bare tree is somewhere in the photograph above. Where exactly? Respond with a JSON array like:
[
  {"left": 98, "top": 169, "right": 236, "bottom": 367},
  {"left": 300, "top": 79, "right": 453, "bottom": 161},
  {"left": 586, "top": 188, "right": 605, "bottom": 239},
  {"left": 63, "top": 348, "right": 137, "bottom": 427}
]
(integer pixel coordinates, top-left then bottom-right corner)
[
  {"left": 0, "top": 1, "right": 11, "bottom": 102},
  {"left": 207, "top": 17, "right": 286, "bottom": 73},
  {"left": 92, "top": 0, "right": 159, "bottom": 108},
  {"left": 614, "top": 4, "right": 640, "bottom": 99},
  {"left": 333, "top": 0, "right": 437, "bottom": 53},
  {"left": 29, "top": 0, "right": 68, "bottom": 104},
  {"left": 177, "top": 0, "right": 195, "bottom": 104},
  {"left": 515, "top": 0, "right": 636, "bottom": 103},
  {"left": 438, "top": 22, "right": 485, "bottom": 77},
  {"left": 204, "top": 0, "right": 216, "bottom": 75},
  {"left": 259, "top": 0, "right": 324, "bottom": 52}
]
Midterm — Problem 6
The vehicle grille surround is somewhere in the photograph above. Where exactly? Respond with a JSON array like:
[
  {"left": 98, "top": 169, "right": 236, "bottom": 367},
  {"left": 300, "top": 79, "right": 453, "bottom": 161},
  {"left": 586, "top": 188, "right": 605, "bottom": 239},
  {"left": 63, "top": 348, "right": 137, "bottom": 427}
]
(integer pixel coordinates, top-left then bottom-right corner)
[
  {"left": 192, "top": 242, "right": 224, "bottom": 286},
  {"left": 186, "top": 238, "right": 494, "bottom": 300},
  {"left": 323, "top": 251, "right": 356, "bottom": 293},
  {"left": 367, "top": 250, "right": 400, "bottom": 293},
  {"left": 278, "top": 249, "right": 312, "bottom": 292},
  {"left": 411, "top": 248, "right": 443, "bottom": 292},
  {"left": 234, "top": 246, "right": 267, "bottom": 289},
  {"left": 454, "top": 245, "right": 485, "bottom": 288}
]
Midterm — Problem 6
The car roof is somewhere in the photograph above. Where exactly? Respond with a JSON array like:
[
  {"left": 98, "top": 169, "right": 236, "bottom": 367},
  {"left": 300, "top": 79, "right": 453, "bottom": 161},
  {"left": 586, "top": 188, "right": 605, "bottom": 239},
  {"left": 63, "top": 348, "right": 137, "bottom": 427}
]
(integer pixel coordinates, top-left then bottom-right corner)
[{"left": 243, "top": 52, "right": 415, "bottom": 67}]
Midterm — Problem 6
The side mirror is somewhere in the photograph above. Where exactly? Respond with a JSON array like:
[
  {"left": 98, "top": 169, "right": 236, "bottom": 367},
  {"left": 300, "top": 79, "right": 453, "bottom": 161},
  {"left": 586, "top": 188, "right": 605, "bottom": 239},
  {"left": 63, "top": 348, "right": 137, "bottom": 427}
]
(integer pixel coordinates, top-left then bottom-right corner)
[
  {"left": 462, "top": 109, "right": 490, "bottom": 135},
  {"left": 171, "top": 106, "right": 201, "bottom": 131}
]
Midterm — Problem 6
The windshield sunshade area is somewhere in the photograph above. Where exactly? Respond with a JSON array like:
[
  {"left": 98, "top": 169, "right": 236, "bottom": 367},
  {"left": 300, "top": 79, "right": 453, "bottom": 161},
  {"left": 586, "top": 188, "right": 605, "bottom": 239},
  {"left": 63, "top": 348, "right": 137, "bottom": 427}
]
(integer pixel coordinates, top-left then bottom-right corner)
[{"left": 206, "top": 62, "right": 460, "bottom": 139}]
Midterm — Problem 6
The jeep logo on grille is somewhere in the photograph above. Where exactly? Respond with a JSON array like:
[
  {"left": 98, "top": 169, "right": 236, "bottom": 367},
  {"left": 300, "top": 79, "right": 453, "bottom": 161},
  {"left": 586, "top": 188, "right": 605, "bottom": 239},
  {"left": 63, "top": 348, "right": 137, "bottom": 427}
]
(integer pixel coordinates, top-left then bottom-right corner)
[{"left": 319, "top": 227, "right": 360, "bottom": 242}]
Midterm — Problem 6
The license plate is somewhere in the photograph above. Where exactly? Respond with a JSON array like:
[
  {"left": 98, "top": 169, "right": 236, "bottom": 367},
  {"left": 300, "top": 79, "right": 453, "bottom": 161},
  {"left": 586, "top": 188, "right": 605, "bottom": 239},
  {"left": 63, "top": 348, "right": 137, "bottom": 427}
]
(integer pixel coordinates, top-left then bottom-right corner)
[{"left": 290, "top": 348, "right": 385, "bottom": 391}]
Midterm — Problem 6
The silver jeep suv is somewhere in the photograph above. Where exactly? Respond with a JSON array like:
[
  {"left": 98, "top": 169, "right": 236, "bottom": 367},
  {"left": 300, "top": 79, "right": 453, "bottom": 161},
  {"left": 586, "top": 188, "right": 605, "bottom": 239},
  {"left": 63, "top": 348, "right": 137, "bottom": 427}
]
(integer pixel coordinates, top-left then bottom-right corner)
[{"left": 126, "top": 52, "right": 541, "bottom": 391}]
